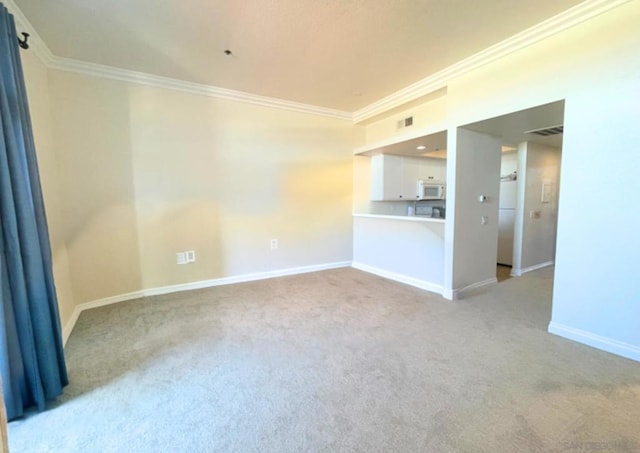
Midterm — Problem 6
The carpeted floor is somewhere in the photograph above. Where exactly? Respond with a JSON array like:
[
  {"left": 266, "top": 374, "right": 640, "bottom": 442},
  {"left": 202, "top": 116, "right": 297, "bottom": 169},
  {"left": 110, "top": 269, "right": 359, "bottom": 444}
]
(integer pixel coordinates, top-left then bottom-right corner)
[{"left": 8, "top": 267, "right": 640, "bottom": 452}]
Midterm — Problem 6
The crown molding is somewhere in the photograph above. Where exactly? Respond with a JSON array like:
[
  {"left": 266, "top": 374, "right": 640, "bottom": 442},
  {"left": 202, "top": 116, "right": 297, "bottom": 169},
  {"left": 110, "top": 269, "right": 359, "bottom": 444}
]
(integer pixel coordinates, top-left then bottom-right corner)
[
  {"left": 6, "top": 0, "right": 631, "bottom": 124},
  {"left": 3, "top": 0, "right": 352, "bottom": 121},
  {"left": 353, "top": 0, "right": 633, "bottom": 123},
  {"left": 46, "top": 57, "right": 353, "bottom": 120}
]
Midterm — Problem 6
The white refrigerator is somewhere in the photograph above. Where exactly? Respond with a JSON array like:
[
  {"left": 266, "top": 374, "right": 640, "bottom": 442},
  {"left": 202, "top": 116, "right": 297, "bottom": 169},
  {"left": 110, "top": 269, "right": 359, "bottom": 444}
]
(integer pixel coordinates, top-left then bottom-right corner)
[{"left": 497, "top": 180, "right": 517, "bottom": 266}]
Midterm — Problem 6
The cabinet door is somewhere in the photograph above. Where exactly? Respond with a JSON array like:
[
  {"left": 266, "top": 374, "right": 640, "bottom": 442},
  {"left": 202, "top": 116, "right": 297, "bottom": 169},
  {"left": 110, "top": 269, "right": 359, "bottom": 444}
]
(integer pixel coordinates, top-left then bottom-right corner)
[
  {"left": 370, "top": 155, "right": 404, "bottom": 200},
  {"left": 418, "top": 158, "right": 446, "bottom": 182},
  {"left": 402, "top": 157, "right": 420, "bottom": 200}
]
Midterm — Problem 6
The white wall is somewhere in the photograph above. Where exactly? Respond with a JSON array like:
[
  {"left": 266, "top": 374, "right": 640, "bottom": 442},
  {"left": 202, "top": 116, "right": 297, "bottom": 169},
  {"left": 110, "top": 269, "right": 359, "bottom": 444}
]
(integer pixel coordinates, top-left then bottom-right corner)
[
  {"left": 353, "top": 216, "right": 444, "bottom": 292},
  {"left": 513, "top": 142, "right": 561, "bottom": 275},
  {"left": 363, "top": 96, "right": 447, "bottom": 144},
  {"left": 126, "top": 84, "right": 357, "bottom": 290},
  {"left": 48, "top": 72, "right": 144, "bottom": 305},
  {"left": 21, "top": 51, "right": 76, "bottom": 329},
  {"left": 549, "top": 74, "right": 640, "bottom": 361},
  {"left": 444, "top": 129, "right": 501, "bottom": 298},
  {"left": 359, "top": 0, "right": 640, "bottom": 359},
  {"left": 21, "top": 0, "right": 640, "bottom": 360},
  {"left": 32, "top": 68, "right": 360, "bottom": 311}
]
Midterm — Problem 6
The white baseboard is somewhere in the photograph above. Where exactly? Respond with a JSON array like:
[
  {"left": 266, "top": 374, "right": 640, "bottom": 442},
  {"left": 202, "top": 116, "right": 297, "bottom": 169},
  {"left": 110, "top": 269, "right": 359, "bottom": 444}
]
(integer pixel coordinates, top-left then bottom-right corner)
[
  {"left": 62, "top": 261, "right": 351, "bottom": 346},
  {"left": 351, "top": 262, "right": 443, "bottom": 295},
  {"left": 62, "top": 289, "right": 148, "bottom": 345},
  {"left": 548, "top": 322, "right": 640, "bottom": 362},
  {"left": 442, "top": 277, "right": 498, "bottom": 300},
  {"left": 511, "top": 260, "right": 554, "bottom": 277},
  {"left": 143, "top": 261, "right": 353, "bottom": 297},
  {"left": 62, "top": 306, "right": 82, "bottom": 345}
]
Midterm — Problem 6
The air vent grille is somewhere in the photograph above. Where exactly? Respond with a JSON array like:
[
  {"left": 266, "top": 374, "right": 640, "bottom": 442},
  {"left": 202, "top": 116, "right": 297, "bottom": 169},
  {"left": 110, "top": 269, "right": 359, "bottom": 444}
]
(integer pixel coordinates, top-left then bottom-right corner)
[
  {"left": 526, "top": 125, "right": 564, "bottom": 136},
  {"left": 396, "top": 116, "right": 414, "bottom": 130}
]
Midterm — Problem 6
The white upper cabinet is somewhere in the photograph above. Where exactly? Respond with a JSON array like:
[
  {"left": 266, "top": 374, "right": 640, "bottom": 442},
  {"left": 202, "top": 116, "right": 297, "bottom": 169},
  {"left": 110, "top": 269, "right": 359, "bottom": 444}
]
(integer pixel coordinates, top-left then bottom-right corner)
[
  {"left": 370, "top": 154, "right": 404, "bottom": 200},
  {"left": 371, "top": 155, "right": 447, "bottom": 201},
  {"left": 418, "top": 157, "right": 446, "bottom": 182},
  {"left": 401, "top": 157, "right": 421, "bottom": 200}
]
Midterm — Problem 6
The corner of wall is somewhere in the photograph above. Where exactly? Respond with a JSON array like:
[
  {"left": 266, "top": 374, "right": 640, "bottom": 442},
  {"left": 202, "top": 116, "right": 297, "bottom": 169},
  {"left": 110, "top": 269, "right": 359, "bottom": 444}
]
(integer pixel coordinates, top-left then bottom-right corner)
[{"left": 21, "top": 49, "right": 79, "bottom": 335}]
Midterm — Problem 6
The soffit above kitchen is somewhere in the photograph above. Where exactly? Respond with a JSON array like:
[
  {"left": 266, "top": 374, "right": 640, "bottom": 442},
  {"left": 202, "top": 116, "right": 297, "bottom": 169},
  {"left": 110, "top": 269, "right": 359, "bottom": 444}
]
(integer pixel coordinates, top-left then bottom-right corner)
[
  {"left": 462, "top": 100, "right": 565, "bottom": 149},
  {"left": 14, "top": 0, "right": 586, "bottom": 113}
]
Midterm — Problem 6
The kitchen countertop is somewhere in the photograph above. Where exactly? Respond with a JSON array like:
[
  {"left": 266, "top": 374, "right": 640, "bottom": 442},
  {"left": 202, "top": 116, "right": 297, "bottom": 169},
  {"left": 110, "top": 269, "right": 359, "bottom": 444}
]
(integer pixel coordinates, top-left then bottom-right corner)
[{"left": 353, "top": 213, "right": 445, "bottom": 223}]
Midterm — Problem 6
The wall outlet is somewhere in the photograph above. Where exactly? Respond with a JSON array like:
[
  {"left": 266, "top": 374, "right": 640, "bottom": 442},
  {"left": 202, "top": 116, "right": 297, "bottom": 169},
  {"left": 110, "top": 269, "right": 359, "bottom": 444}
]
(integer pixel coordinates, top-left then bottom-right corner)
[
  {"left": 481, "top": 216, "right": 489, "bottom": 225},
  {"left": 177, "top": 250, "right": 196, "bottom": 264},
  {"left": 270, "top": 239, "right": 278, "bottom": 249}
]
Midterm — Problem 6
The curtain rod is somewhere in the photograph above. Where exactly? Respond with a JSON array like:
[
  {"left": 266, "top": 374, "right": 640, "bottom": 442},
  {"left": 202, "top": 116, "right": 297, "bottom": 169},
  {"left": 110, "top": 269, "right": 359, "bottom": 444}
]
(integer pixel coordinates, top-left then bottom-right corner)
[{"left": 18, "top": 32, "right": 29, "bottom": 49}]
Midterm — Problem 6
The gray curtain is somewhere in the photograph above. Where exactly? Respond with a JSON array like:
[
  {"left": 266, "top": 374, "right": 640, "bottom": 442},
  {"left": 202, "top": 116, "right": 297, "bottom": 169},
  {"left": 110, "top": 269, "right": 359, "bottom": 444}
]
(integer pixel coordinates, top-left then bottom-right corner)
[{"left": 0, "top": 3, "right": 68, "bottom": 420}]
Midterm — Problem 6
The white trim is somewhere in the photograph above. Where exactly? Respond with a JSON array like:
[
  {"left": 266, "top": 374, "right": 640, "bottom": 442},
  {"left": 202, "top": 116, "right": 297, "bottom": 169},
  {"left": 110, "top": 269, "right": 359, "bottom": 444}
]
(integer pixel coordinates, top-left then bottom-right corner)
[
  {"left": 351, "top": 261, "right": 443, "bottom": 295},
  {"left": 62, "top": 306, "right": 81, "bottom": 346},
  {"left": 352, "top": 213, "right": 444, "bottom": 224},
  {"left": 352, "top": 0, "right": 633, "bottom": 123},
  {"left": 142, "top": 261, "right": 352, "bottom": 297},
  {"left": 442, "top": 277, "right": 498, "bottom": 301},
  {"left": 61, "top": 261, "right": 351, "bottom": 345},
  {"left": 510, "top": 260, "right": 554, "bottom": 277},
  {"left": 47, "top": 58, "right": 353, "bottom": 120},
  {"left": 3, "top": 1, "right": 351, "bottom": 121},
  {"left": 61, "top": 288, "right": 158, "bottom": 346},
  {"left": 548, "top": 322, "right": 640, "bottom": 362},
  {"left": 6, "top": 0, "right": 631, "bottom": 123}
]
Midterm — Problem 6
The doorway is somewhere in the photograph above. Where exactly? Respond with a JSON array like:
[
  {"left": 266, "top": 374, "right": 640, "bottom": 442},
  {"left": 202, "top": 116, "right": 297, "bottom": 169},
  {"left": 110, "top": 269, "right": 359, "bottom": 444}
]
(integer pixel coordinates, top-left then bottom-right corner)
[{"left": 461, "top": 100, "right": 564, "bottom": 292}]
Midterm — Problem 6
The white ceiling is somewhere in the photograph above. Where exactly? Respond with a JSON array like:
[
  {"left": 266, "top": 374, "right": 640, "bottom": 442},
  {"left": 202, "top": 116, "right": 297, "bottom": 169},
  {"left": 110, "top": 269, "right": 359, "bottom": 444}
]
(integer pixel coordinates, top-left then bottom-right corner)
[{"left": 15, "top": 0, "right": 585, "bottom": 112}]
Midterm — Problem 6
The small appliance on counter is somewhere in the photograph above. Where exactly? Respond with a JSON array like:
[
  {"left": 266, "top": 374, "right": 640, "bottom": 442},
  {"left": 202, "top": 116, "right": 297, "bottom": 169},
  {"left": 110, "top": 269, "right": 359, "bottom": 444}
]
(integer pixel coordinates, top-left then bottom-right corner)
[
  {"left": 414, "top": 203, "right": 445, "bottom": 218},
  {"left": 415, "top": 205, "right": 433, "bottom": 217},
  {"left": 432, "top": 206, "right": 445, "bottom": 218}
]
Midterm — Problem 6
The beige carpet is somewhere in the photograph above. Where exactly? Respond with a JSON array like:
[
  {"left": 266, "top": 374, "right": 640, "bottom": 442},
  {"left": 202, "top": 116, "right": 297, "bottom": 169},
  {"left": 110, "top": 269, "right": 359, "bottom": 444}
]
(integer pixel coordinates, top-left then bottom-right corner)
[{"left": 8, "top": 267, "right": 640, "bottom": 452}]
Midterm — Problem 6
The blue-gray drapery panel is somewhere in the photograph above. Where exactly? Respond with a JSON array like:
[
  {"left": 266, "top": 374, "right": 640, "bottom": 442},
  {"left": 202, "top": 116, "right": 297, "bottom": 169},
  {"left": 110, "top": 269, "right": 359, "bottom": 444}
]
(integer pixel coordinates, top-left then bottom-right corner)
[{"left": 0, "top": 4, "right": 68, "bottom": 420}]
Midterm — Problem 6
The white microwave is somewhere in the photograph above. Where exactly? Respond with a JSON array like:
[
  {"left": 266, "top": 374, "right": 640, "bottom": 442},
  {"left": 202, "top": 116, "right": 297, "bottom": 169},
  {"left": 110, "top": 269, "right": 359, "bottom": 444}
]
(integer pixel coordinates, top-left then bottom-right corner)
[{"left": 417, "top": 180, "right": 446, "bottom": 200}]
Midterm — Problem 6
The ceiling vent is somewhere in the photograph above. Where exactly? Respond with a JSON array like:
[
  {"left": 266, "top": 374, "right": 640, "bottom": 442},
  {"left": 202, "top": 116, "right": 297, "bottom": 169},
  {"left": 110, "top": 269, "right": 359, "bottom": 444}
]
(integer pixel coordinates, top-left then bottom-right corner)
[{"left": 525, "top": 125, "right": 564, "bottom": 136}]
